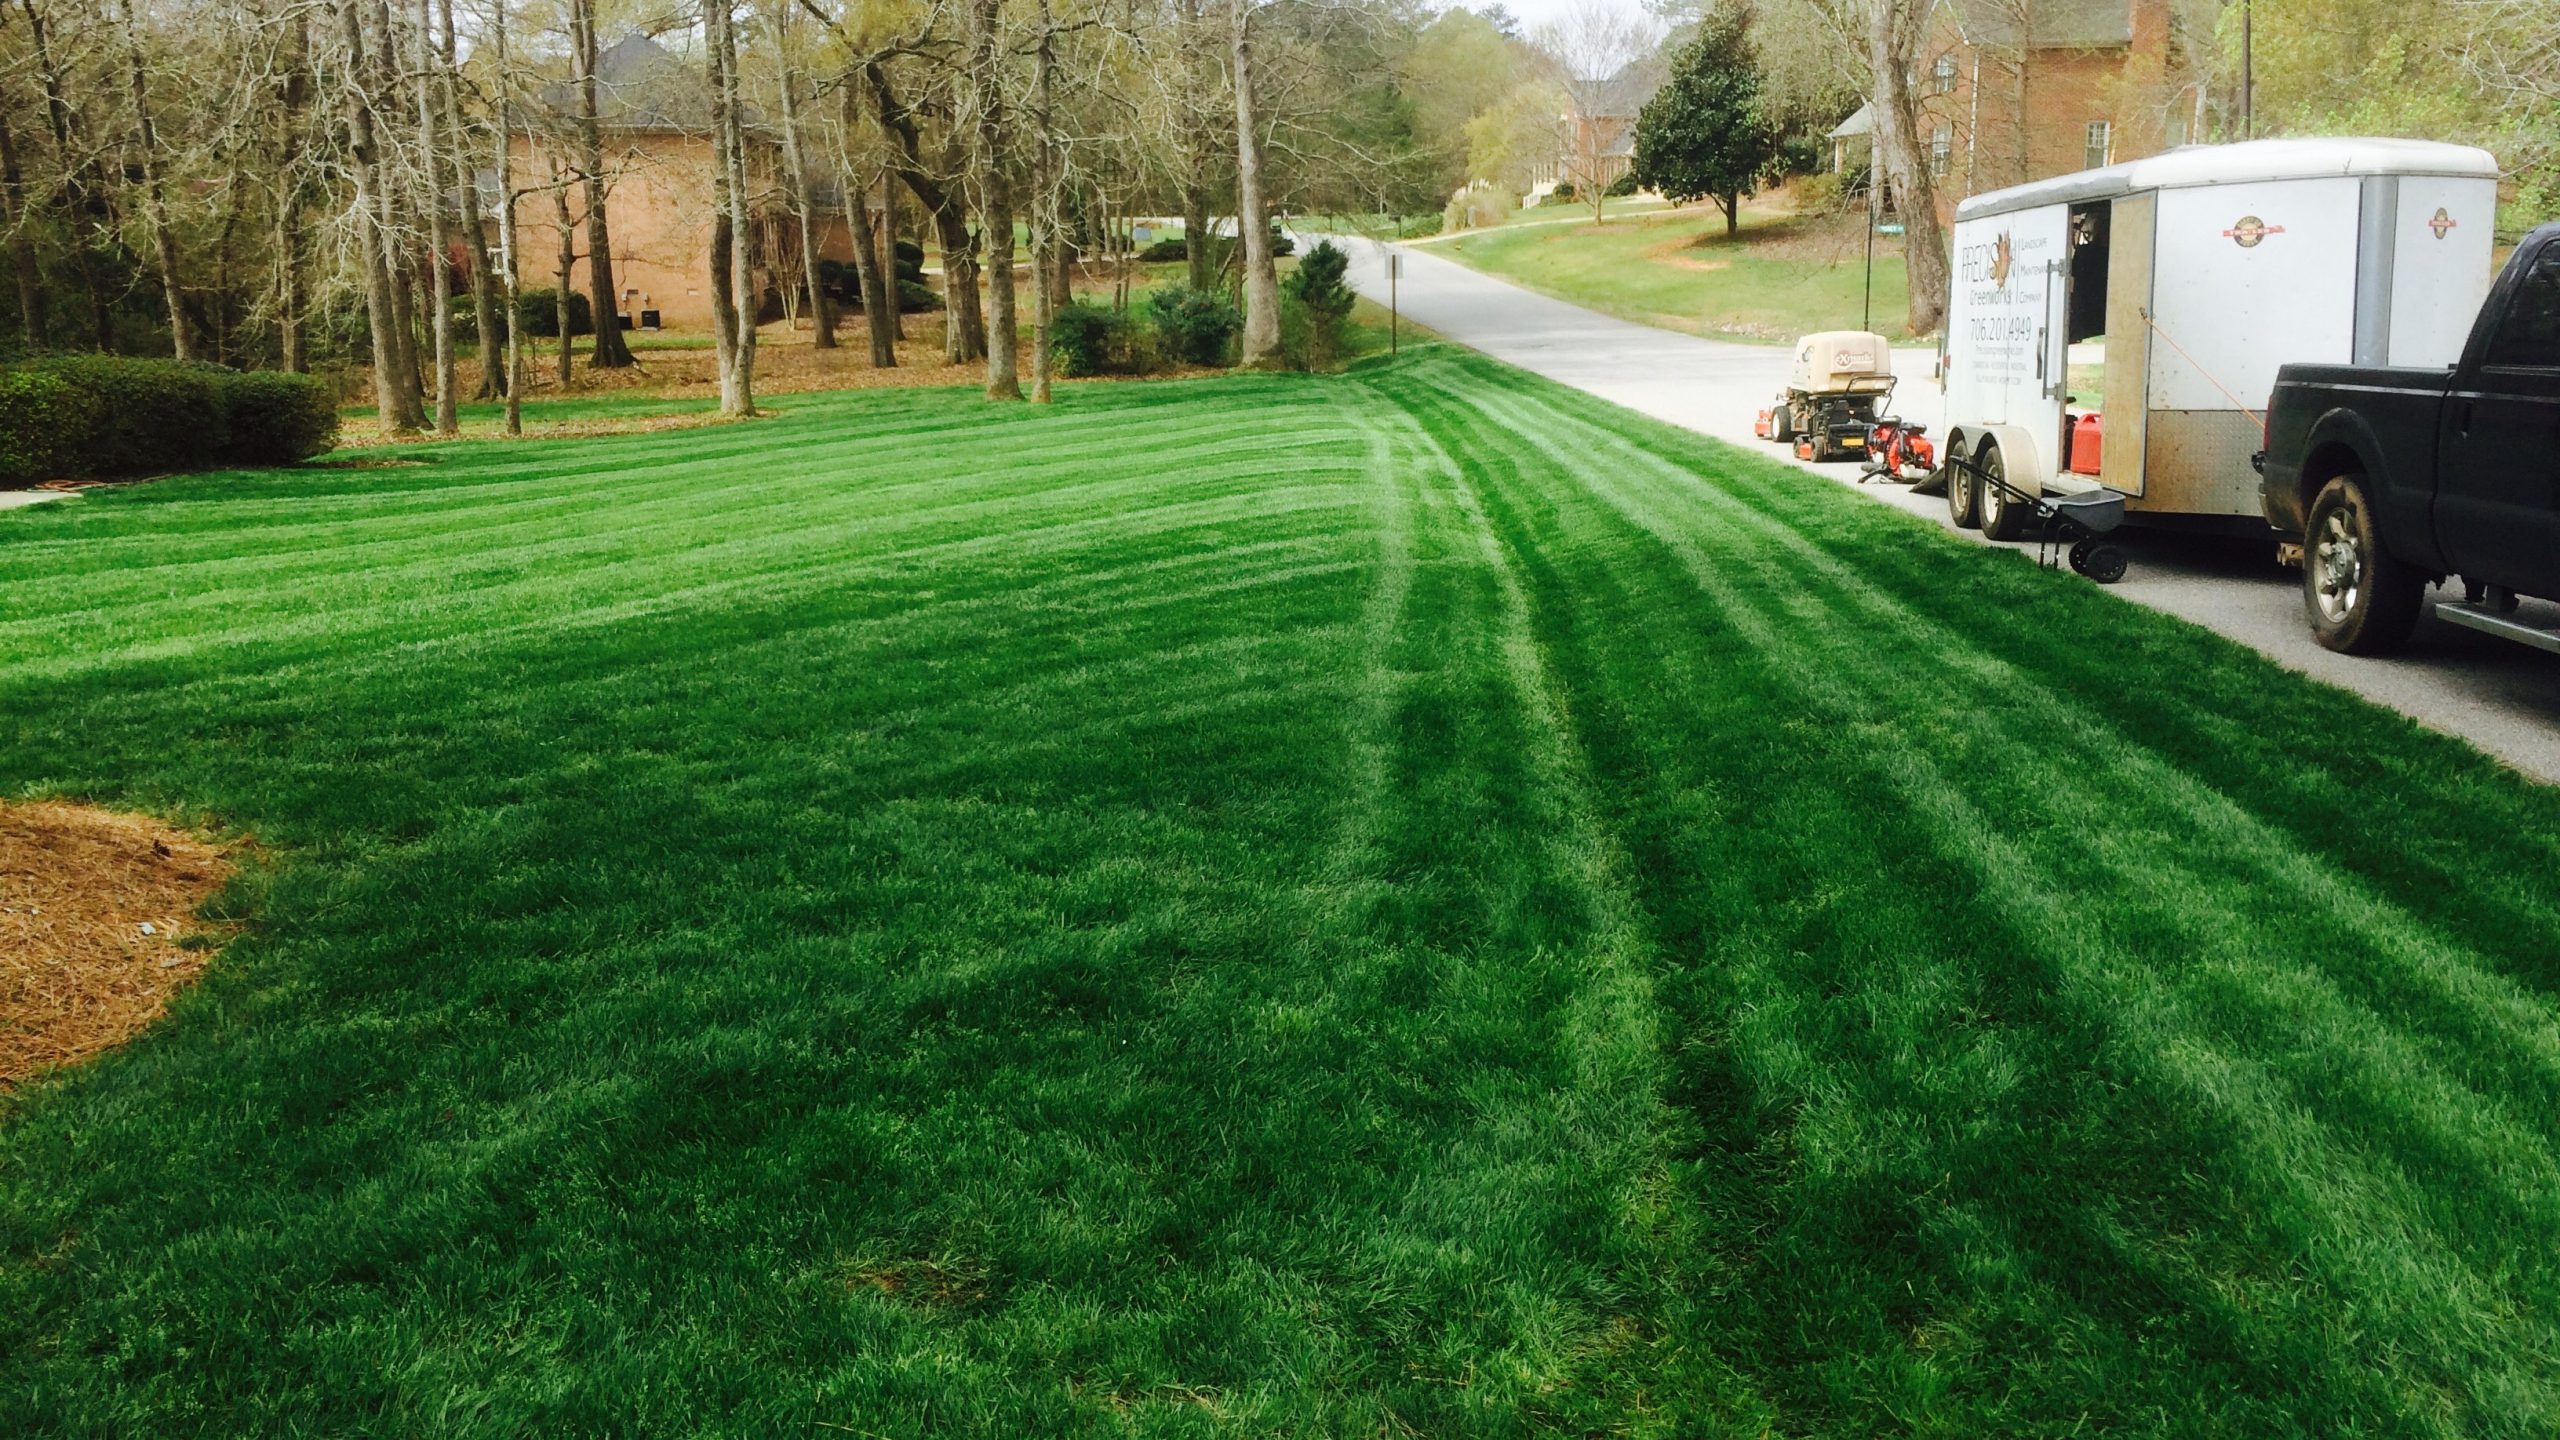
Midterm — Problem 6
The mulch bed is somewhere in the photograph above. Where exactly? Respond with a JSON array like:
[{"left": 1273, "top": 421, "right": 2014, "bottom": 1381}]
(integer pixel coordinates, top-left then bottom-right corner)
[{"left": 0, "top": 802, "right": 234, "bottom": 1087}]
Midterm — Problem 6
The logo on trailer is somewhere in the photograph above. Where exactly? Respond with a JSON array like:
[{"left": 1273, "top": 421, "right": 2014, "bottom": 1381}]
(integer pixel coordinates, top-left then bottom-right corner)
[
  {"left": 2222, "top": 215, "right": 2285, "bottom": 247},
  {"left": 2427, "top": 206, "right": 2458, "bottom": 239},
  {"left": 1989, "top": 232, "right": 2015, "bottom": 289}
]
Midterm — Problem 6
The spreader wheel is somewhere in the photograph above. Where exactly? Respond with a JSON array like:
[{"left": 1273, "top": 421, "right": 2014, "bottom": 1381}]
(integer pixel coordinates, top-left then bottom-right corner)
[
  {"left": 2082, "top": 544, "right": 2128, "bottom": 584},
  {"left": 2068, "top": 538, "right": 2095, "bottom": 575}
]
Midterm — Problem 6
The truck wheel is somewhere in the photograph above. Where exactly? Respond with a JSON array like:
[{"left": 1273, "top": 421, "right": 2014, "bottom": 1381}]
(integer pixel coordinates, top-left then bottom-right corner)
[
  {"left": 1946, "top": 454, "right": 1981, "bottom": 529},
  {"left": 1977, "top": 439, "right": 2033, "bottom": 541},
  {"left": 2304, "top": 473, "right": 2424, "bottom": 655}
]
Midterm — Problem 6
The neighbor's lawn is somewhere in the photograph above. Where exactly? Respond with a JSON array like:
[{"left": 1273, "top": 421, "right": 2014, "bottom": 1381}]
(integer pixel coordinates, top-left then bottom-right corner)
[
  {"left": 1438, "top": 199, "right": 1914, "bottom": 342},
  {"left": 6, "top": 349, "right": 2560, "bottom": 1435}
]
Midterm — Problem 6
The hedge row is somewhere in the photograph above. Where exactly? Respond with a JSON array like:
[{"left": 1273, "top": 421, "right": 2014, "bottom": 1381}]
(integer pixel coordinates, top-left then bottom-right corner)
[{"left": 0, "top": 356, "right": 339, "bottom": 487}]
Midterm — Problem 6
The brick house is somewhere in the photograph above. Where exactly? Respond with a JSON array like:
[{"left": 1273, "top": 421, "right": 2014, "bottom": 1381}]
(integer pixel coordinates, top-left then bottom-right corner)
[
  {"left": 1922, "top": 0, "right": 2204, "bottom": 210},
  {"left": 1834, "top": 0, "right": 2205, "bottom": 221},
  {"left": 498, "top": 34, "right": 854, "bottom": 332}
]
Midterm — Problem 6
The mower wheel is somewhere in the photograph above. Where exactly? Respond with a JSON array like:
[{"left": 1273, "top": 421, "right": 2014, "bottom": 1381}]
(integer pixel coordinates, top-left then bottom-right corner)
[
  {"left": 2068, "top": 538, "right": 2095, "bottom": 576},
  {"left": 1771, "top": 405, "right": 1795, "bottom": 442},
  {"left": 2082, "top": 544, "right": 2128, "bottom": 584}
]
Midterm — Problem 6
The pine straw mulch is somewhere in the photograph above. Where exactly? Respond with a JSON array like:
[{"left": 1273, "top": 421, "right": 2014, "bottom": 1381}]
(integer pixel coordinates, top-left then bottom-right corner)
[{"left": 0, "top": 801, "right": 236, "bottom": 1088}]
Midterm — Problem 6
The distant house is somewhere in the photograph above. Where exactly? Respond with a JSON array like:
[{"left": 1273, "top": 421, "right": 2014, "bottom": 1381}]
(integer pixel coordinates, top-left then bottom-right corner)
[
  {"left": 498, "top": 34, "right": 855, "bottom": 332},
  {"left": 1533, "top": 64, "right": 1659, "bottom": 198},
  {"left": 1829, "top": 0, "right": 2203, "bottom": 221}
]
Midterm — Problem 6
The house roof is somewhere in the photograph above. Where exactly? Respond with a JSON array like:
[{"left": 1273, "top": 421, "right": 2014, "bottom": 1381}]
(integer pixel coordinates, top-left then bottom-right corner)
[
  {"left": 1949, "top": 0, "right": 2135, "bottom": 49},
  {"left": 1563, "top": 62, "right": 1659, "bottom": 121},
  {"left": 540, "top": 33, "right": 762, "bottom": 133},
  {"left": 1829, "top": 103, "right": 1873, "bottom": 140}
]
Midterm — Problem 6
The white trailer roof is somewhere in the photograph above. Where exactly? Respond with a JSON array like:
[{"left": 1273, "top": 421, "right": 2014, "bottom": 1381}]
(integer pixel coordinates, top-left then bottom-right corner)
[{"left": 1954, "top": 138, "right": 2500, "bottom": 221}]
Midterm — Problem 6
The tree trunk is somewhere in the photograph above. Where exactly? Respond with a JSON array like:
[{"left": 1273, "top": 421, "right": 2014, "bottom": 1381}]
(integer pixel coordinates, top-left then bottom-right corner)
[
  {"left": 1229, "top": 0, "right": 1278, "bottom": 367},
  {"left": 368, "top": 0, "right": 425, "bottom": 415},
  {"left": 864, "top": 60, "right": 983, "bottom": 363},
  {"left": 491, "top": 0, "right": 523, "bottom": 434},
  {"left": 336, "top": 0, "right": 423, "bottom": 431},
  {"left": 117, "top": 0, "right": 192, "bottom": 361},
  {"left": 777, "top": 60, "right": 832, "bottom": 349},
  {"left": 1029, "top": 0, "right": 1058, "bottom": 403},
  {"left": 1869, "top": 0, "right": 1949, "bottom": 336},
  {"left": 570, "top": 0, "right": 635, "bottom": 366},
  {"left": 275, "top": 12, "right": 315, "bottom": 372},
  {"left": 443, "top": 0, "right": 502, "bottom": 399},
  {"left": 707, "top": 0, "right": 755, "bottom": 415},
  {"left": 0, "top": 98, "right": 42, "bottom": 346},
  {"left": 414, "top": 0, "right": 457, "bottom": 435},
  {"left": 968, "top": 0, "right": 1020, "bottom": 399},
  {"left": 842, "top": 159, "right": 896, "bottom": 368},
  {"left": 553, "top": 177, "right": 577, "bottom": 387},
  {"left": 878, "top": 175, "right": 905, "bottom": 342},
  {"left": 1724, "top": 192, "right": 1739, "bottom": 237}
]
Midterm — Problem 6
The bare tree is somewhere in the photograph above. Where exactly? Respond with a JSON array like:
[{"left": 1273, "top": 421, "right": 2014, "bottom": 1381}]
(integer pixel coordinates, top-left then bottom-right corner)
[
  {"left": 1868, "top": 0, "right": 1947, "bottom": 335},
  {"left": 773, "top": 9, "right": 835, "bottom": 350},
  {"left": 413, "top": 0, "right": 458, "bottom": 433},
  {"left": 566, "top": 0, "right": 635, "bottom": 366},
  {"left": 442, "top": 0, "right": 502, "bottom": 399},
  {"left": 489, "top": 0, "right": 525, "bottom": 433},
  {"left": 1230, "top": 0, "right": 1279, "bottom": 366},
  {"left": 708, "top": 0, "right": 758, "bottom": 414},
  {"left": 116, "top": 0, "right": 193, "bottom": 359},
  {"left": 337, "top": 0, "right": 426, "bottom": 430},
  {"left": 1028, "top": 0, "right": 1059, "bottom": 402},
  {"left": 966, "top": 0, "right": 1021, "bottom": 398},
  {"left": 1532, "top": 0, "right": 1664, "bottom": 222}
]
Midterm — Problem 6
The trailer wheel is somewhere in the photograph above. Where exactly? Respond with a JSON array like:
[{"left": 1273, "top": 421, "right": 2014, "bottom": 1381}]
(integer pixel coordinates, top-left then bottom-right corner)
[
  {"left": 1946, "top": 454, "right": 1982, "bottom": 529},
  {"left": 1977, "top": 439, "right": 2033, "bottom": 541},
  {"left": 2303, "top": 472, "right": 2423, "bottom": 655}
]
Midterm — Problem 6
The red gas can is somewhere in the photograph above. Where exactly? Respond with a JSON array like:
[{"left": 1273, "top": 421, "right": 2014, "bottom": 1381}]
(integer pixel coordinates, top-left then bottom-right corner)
[{"left": 2068, "top": 412, "right": 2104, "bottom": 476}]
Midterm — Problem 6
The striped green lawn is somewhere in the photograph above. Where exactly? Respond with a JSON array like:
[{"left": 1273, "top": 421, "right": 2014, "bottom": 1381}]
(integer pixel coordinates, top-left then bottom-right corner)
[{"left": 5, "top": 349, "right": 2559, "bottom": 1435}]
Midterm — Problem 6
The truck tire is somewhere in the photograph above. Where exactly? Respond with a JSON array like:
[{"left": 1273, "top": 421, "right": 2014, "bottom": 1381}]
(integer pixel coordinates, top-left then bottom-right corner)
[
  {"left": 2304, "top": 472, "right": 2424, "bottom": 655},
  {"left": 1946, "top": 451, "right": 1982, "bottom": 529},
  {"left": 1977, "top": 438, "right": 2033, "bottom": 541}
]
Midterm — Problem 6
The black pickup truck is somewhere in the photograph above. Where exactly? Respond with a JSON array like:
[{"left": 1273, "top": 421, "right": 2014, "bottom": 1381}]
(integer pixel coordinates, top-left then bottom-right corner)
[{"left": 2260, "top": 221, "right": 2560, "bottom": 654}]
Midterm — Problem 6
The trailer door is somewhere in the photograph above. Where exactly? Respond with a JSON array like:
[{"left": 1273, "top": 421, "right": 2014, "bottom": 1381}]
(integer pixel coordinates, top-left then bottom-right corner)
[{"left": 1951, "top": 202, "right": 2071, "bottom": 475}]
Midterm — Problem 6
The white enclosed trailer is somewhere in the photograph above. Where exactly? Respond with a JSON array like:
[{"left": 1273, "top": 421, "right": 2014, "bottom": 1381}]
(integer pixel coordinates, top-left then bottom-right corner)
[{"left": 1938, "top": 138, "right": 2500, "bottom": 539}]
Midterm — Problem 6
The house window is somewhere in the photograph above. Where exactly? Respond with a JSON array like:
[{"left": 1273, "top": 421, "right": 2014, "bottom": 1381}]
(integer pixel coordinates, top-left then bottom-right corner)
[
  {"left": 1930, "top": 125, "right": 1952, "bottom": 177},
  {"left": 1932, "top": 54, "right": 1958, "bottom": 96},
  {"left": 2086, "top": 121, "right": 2113, "bottom": 170}
]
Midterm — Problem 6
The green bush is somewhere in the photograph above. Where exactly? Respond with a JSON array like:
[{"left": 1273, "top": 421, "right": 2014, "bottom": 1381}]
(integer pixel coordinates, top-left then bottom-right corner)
[
  {"left": 1137, "top": 226, "right": 1294, "bottom": 269},
  {"left": 897, "top": 279, "right": 943, "bottom": 313},
  {"left": 513, "top": 287, "right": 593, "bottom": 339},
  {"left": 1282, "top": 239, "right": 1357, "bottom": 370},
  {"left": 21, "top": 354, "right": 227, "bottom": 477},
  {"left": 1138, "top": 236, "right": 1188, "bottom": 263},
  {"left": 1145, "top": 285, "right": 1242, "bottom": 367},
  {"left": 1050, "top": 303, "right": 1157, "bottom": 377},
  {"left": 0, "top": 369, "right": 102, "bottom": 487},
  {"left": 0, "top": 357, "right": 336, "bottom": 484},
  {"left": 1605, "top": 169, "right": 1641, "bottom": 198},
  {"left": 220, "top": 370, "right": 341, "bottom": 465}
]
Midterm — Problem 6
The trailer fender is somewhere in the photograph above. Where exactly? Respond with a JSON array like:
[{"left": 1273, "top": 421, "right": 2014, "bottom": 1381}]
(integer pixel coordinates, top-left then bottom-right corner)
[{"left": 1969, "top": 423, "right": 2056, "bottom": 497}]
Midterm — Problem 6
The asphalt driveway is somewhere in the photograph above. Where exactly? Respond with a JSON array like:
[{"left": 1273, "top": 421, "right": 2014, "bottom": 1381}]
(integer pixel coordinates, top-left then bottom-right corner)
[{"left": 1336, "top": 234, "right": 2560, "bottom": 783}]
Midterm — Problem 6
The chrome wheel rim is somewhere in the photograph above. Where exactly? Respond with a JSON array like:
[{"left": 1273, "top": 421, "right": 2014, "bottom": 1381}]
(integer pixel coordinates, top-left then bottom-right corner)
[{"left": 2312, "top": 508, "right": 2361, "bottom": 623}]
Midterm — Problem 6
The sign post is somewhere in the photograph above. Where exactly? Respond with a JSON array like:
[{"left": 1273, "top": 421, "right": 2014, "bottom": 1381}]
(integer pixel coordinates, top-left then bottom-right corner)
[{"left": 1389, "top": 250, "right": 1401, "bottom": 356}]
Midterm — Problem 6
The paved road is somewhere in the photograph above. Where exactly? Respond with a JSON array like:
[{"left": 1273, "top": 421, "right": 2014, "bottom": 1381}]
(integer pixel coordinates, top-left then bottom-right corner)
[{"left": 1337, "top": 235, "right": 2560, "bottom": 783}]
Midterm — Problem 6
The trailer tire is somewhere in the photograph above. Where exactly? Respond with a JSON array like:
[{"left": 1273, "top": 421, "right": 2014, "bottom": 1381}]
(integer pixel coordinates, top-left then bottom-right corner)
[
  {"left": 2303, "top": 472, "right": 2423, "bottom": 655},
  {"left": 1977, "top": 439, "right": 2033, "bottom": 541},
  {"left": 1946, "top": 453, "right": 1982, "bottom": 529}
]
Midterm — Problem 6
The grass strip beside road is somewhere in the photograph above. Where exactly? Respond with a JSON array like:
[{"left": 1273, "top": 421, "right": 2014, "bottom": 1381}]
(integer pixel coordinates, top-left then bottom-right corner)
[{"left": 3, "top": 348, "right": 2557, "bottom": 1435}]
